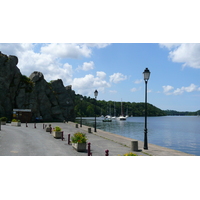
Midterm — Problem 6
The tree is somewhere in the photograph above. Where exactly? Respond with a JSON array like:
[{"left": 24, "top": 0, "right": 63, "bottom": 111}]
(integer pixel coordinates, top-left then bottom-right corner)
[
  {"left": 86, "top": 105, "right": 94, "bottom": 117},
  {"left": 75, "top": 94, "right": 166, "bottom": 117}
]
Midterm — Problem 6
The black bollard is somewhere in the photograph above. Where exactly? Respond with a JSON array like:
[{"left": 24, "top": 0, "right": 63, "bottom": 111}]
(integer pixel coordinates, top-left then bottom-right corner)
[
  {"left": 68, "top": 134, "right": 70, "bottom": 145},
  {"left": 88, "top": 143, "right": 91, "bottom": 156},
  {"left": 61, "top": 131, "right": 64, "bottom": 141}
]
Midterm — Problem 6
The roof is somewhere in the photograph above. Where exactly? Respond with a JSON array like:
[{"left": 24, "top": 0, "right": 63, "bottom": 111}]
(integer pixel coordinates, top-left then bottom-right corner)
[{"left": 13, "top": 109, "right": 31, "bottom": 112}]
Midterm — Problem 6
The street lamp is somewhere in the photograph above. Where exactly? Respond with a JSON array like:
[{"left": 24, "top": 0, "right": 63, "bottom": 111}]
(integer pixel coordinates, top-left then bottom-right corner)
[
  {"left": 94, "top": 90, "right": 98, "bottom": 132},
  {"left": 143, "top": 68, "right": 151, "bottom": 150},
  {"left": 66, "top": 101, "right": 69, "bottom": 123},
  {"left": 80, "top": 98, "right": 83, "bottom": 127}
]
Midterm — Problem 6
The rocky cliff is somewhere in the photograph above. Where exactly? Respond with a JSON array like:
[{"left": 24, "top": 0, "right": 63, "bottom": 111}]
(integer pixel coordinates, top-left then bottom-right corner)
[{"left": 0, "top": 52, "right": 75, "bottom": 122}]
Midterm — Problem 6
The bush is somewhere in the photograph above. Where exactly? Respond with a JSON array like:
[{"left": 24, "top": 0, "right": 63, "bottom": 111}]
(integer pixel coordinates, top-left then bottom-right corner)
[
  {"left": 124, "top": 152, "right": 138, "bottom": 156},
  {"left": 12, "top": 119, "right": 20, "bottom": 122},
  {"left": 0, "top": 117, "right": 7, "bottom": 121},
  {"left": 71, "top": 132, "right": 87, "bottom": 143},
  {"left": 53, "top": 126, "right": 61, "bottom": 131}
]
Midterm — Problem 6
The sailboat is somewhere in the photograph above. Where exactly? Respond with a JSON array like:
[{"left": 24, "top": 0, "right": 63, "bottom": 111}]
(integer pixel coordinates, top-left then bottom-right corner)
[
  {"left": 125, "top": 106, "right": 129, "bottom": 118},
  {"left": 103, "top": 103, "right": 112, "bottom": 122},
  {"left": 102, "top": 116, "right": 112, "bottom": 122},
  {"left": 118, "top": 100, "right": 126, "bottom": 120}
]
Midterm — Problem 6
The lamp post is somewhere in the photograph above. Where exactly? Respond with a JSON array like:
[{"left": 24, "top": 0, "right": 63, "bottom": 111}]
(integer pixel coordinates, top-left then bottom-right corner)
[
  {"left": 80, "top": 98, "right": 83, "bottom": 127},
  {"left": 94, "top": 90, "right": 98, "bottom": 132},
  {"left": 66, "top": 101, "right": 69, "bottom": 123},
  {"left": 143, "top": 68, "right": 151, "bottom": 150}
]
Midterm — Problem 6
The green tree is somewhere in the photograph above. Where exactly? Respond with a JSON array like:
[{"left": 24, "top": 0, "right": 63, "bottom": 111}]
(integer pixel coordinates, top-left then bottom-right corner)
[{"left": 86, "top": 105, "right": 94, "bottom": 117}]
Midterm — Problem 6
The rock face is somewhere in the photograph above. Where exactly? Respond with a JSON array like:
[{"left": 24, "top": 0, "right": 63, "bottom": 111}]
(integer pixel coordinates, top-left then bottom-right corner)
[{"left": 0, "top": 52, "right": 75, "bottom": 122}]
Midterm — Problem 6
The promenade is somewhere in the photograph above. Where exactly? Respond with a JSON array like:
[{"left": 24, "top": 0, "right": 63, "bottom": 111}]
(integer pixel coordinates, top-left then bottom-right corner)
[{"left": 0, "top": 121, "right": 194, "bottom": 156}]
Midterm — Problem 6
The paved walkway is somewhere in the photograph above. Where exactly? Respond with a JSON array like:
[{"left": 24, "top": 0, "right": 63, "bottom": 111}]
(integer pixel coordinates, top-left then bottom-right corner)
[{"left": 0, "top": 121, "right": 194, "bottom": 156}]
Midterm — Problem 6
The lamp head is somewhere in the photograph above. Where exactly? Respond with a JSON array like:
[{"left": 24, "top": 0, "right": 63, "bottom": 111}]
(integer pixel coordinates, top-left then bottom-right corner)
[
  {"left": 143, "top": 68, "right": 150, "bottom": 81},
  {"left": 94, "top": 90, "right": 98, "bottom": 98}
]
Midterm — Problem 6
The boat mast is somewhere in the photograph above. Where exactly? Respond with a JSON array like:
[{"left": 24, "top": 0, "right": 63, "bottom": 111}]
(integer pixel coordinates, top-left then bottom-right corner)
[
  {"left": 114, "top": 102, "right": 116, "bottom": 117},
  {"left": 121, "top": 99, "right": 124, "bottom": 116}
]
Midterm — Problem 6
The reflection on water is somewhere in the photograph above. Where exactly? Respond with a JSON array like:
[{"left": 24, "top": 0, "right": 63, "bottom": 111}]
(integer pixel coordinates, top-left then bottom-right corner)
[{"left": 76, "top": 116, "right": 200, "bottom": 156}]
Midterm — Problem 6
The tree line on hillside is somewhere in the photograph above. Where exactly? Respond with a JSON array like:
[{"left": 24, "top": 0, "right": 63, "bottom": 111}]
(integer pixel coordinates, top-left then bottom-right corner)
[
  {"left": 75, "top": 94, "right": 166, "bottom": 117},
  {"left": 164, "top": 110, "right": 200, "bottom": 116}
]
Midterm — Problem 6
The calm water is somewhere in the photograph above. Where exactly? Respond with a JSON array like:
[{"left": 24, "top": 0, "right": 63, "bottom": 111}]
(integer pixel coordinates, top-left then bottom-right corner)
[{"left": 76, "top": 116, "right": 200, "bottom": 156}]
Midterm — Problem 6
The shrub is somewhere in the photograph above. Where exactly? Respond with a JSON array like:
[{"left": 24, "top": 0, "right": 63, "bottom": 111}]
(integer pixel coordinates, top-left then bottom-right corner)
[
  {"left": 53, "top": 126, "right": 61, "bottom": 131},
  {"left": 71, "top": 132, "right": 87, "bottom": 143},
  {"left": 0, "top": 117, "right": 7, "bottom": 121},
  {"left": 124, "top": 152, "right": 138, "bottom": 156},
  {"left": 12, "top": 119, "right": 20, "bottom": 122}
]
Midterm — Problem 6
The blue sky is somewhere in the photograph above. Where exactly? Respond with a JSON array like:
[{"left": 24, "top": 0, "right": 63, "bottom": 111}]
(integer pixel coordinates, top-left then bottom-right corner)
[{"left": 0, "top": 43, "right": 200, "bottom": 111}]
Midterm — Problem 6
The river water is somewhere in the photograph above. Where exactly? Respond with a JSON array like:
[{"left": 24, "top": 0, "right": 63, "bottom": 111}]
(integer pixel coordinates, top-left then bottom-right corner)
[{"left": 76, "top": 116, "right": 200, "bottom": 156}]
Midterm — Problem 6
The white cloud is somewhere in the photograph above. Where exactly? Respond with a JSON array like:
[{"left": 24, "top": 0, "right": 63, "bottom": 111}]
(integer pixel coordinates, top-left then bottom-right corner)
[
  {"left": 159, "top": 43, "right": 180, "bottom": 50},
  {"left": 147, "top": 89, "right": 152, "bottom": 93},
  {"left": 131, "top": 87, "right": 142, "bottom": 92},
  {"left": 77, "top": 61, "right": 94, "bottom": 71},
  {"left": 184, "top": 83, "right": 198, "bottom": 92},
  {"left": 71, "top": 71, "right": 111, "bottom": 96},
  {"left": 109, "top": 90, "right": 117, "bottom": 94},
  {"left": 160, "top": 43, "right": 200, "bottom": 69},
  {"left": 85, "top": 43, "right": 111, "bottom": 48},
  {"left": 40, "top": 43, "right": 92, "bottom": 59},
  {"left": 0, "top": 43, "right": 34, "bottom": 56},
  {"left": 134, "top": 79, "right": 143, "bottom": 84},
  {"left": 45, "top": 63, "right": 73, "bottom": 85},
  {"left": 96, "top": 71, "right": 106, "bottom": 79},
  {"left": 131, "top": 88, "right": 138, "bottom": 92},
  {"left": 40, "top": 43, "right": 111, "bottom": 59},
  {"left": 163, "top": 84, "right": 200, "bottom": 95},
  {"left": 109, "top": 73, "right": 127, "bottom": 83},
  {"left": 173, "top": 88, "right": 184, "bottom": 95},
  {"left": 163, "top": 85, "right": 174, "bottom": 95},
  {"left": 173, "top": 84, "right": 199, "bottom": 95}
]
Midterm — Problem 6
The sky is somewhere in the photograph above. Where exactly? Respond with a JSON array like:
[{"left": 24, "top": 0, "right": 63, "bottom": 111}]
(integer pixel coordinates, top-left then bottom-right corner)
[{"left": 0, "top": 43, "right": 200, "bottom": 112}]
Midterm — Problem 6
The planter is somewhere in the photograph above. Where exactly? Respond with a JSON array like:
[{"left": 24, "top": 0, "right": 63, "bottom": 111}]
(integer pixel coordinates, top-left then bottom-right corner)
[
  {"left": 1, "top": 121, "right": 6, "bottom": 125},
  {"left": 11, "top": 122, "right": 21, "bottom": 126},
  {"left": 72, "top": 143, "right": 87, "bottom": 152},
  {"left": 52, "top": 131, "right": 62, "bottom": 139},
  {"left": 46, "top": 127, "right": 51, "bottom": 132}
]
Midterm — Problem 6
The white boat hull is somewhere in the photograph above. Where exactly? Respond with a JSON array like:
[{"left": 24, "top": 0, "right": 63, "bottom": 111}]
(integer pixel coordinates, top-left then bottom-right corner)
[{"left": 118, "top": 116, "right": 126, "bottom": 120}]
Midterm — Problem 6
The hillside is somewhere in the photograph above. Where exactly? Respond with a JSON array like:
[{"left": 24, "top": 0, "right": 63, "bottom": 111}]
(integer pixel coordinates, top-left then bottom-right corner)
[
  {"left": 164, "top": 110, "right": 200, "bottom": 116},
  {"left": 75, "top": 94, "right": 166, "bottom": 117}
]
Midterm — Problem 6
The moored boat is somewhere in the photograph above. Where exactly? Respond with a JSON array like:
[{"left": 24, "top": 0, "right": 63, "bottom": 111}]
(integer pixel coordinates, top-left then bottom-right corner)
[
  {"left": 102, "top": 116, "right": 112, "bottom": 122},
  {"left": 118, "top": 99, "right": 126, "bottom": 120},
  {"left": 119, "top": 115, "right": 126, "bottom": 120}
]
